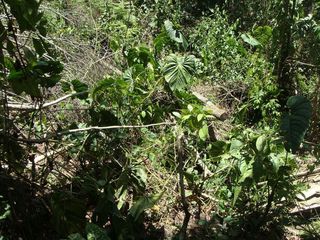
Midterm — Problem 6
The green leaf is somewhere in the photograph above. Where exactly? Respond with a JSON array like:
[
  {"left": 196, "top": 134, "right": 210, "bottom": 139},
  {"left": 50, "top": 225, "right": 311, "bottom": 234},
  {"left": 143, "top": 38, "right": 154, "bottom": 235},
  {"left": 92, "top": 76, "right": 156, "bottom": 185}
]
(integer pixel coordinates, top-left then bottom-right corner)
[
  {"left": 154, "top": 32, "right": 169, "bottom": 52},
  {"left": 129, "top": 193, "right": 162, "bottom": 221},
  {"left": 241, "top": 33, "right": 261, "bottom": 46},
  {"left": 172, "top": 111, "right": 181, "bottom": 118},
  {"left": 197, "top": 114, "right": 205, "bottom": 122},
  {"left": 23, "top": 47, "right": 36, "bottom": 62},
  {"left": 33, "top": 38, "right": 45, "bottom": 56},
  {"left": 270, "top": 154, "right": 281, "bottom": 173},
  {"left": 199, "top": 124, "right": 209, "bottom": 141},
  {"left": 164, "top": 20, "right": 188, "bottom": 48},
  {"left": 187, "top": 104, "right": 193, "bottom": 112},
  {"left": 256, "top": 135, "right": 268, "bottom": 153},
  {"left": 162, "top": 54, "right": 196, "bottom": 90},
  {"left": 93, "top": 77, "right": 129, "bottom": 101},
  {"left": 71, "top": 80, "right": 88, "bottom": 99},
  {"left": 126, "top": 46, "right": 154, "bottom": 67},
  {"left": 8, "top": 70, "right": 42, "bottom": 97},
  {"left": 67, "top": 233, "right": 85, "bottom": 240},
  {"left": 115, "top": 186, "right": 128, "bottom": 210},
  {"left": 230, "top": 139, "right": 243, "bottom": 151},
  {"left": 0, "top": 198, "right": 10, "bottom": 221},
  {"left": 239, "top": 166, "right": 252, "bottom": 183},
  {"left": 280, "top": 96, "right": 312, "bottom": 153},
  {"left": 33, "top": 60, "right": 63, "bottom": 74},
  {"left": 209, "top": 141, "right": 227, "bottom": 156},
  {"left": 4, "top": 0, "right": 43, "bottom": 32},
  {"left": 86, "top": 223, "right": 110, "bottom": 240},
  {"left": 181, "top": 114, "right": 191, "bottom": 121},
  {"left": 232, "top": 186, "right": 242, "bottom": 206},
  {"left": 61, "top": 81, "right": 71, "bottom": 92},
  {"left": 253, "top": 26, "right": 273, "bottom": 46},
  {"left": 71, "top": 79, "right": 88, "bottom": 92}
]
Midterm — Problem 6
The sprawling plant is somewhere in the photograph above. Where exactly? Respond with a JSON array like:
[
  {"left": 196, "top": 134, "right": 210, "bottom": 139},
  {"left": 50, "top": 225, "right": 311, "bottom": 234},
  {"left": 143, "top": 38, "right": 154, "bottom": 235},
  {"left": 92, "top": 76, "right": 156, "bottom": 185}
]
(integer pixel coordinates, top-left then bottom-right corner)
[
  {"left": 0, "top": 0, "right": 318, "bottom": 239},
  {"left": 189, "top": 10, "right": 249, "bottom": 86}
]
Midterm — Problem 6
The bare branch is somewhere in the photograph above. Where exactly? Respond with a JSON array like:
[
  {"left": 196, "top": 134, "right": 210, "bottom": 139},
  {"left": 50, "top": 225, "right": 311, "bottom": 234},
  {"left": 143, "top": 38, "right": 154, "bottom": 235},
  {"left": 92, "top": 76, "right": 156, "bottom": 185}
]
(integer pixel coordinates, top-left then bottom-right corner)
[
  {"left": 15, "top": 122, "right": 176, "bottom": 143},
  {"left": 7, "top": 91, "right": 88, "bottom": 110},
  {"left": 192, "top": 91, "right": 228, "bottom": 120},
  {"left": 290, "top": 59, "right": 320, "bottom": 68}
]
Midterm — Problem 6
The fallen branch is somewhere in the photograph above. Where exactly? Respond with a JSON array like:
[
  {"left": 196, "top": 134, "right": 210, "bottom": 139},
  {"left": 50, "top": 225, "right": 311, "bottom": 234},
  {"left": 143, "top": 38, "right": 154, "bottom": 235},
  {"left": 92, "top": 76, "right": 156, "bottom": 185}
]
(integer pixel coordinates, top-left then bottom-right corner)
[
  {"left": 15, "top": 122, "right": 176, "bottom": 143},
  {"left": 295, "top": 167, "right": 320, "bottom": 179},
  {"left": 290, "top": 59, "right": 320, "bottom": 68},
  {"left": 257, "top": 167, "right": 320, "bottom": 187},
  {"left": 176, "top": 130, "right": 190, "bottom": 240},
  {"left": 26, "top": 145, "right": 74, "bottom": 169},
  {"left": 7, "top": 91, "right": 88, "bottom": 110},
  {"left": 192, "top": 91, "right": 228, "bottom": 121}
]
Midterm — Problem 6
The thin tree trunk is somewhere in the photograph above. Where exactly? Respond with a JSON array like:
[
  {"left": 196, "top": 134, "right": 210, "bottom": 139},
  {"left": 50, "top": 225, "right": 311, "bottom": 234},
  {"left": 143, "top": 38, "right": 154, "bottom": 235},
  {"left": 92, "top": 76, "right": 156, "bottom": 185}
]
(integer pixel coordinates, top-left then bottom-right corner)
[
  {"left": 177, "top": 132, "right": 190, "bottom": 240},
  {"left": 276, "top": 0, "right": 296, "bottom": 106}
]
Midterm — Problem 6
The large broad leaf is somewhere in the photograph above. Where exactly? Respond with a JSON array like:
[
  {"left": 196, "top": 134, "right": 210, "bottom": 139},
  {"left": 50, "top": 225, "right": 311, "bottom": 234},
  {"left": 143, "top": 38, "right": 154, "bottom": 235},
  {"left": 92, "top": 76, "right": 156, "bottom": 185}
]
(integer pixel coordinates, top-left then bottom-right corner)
[
  {"left": 280, "top": 96, "right": 312, "bottom": 153},
  {"left": 162, "top": 54, "right": 196, "bottom": 91},
  {"left": 164, "top": 20, "right": 188, "bottom": 49}
]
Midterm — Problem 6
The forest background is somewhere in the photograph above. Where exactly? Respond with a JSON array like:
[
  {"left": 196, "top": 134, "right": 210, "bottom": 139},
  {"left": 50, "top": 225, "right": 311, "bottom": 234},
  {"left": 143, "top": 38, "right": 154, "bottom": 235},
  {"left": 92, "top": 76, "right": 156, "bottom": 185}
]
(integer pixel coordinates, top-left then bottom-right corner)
[{"left": 0, "top": 0, "right": 320, "bottom": 239}]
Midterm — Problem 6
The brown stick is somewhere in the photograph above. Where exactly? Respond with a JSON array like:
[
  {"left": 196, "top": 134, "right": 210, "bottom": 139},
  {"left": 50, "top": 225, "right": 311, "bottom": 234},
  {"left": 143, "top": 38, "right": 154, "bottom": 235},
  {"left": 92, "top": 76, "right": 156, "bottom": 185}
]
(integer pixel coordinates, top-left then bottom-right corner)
[
  {"left": 176, "top": 131, "right": 190, "bottom": 240},
  {"left": 295, "top": 167, "right": 320, "bottom": 178},
  {"left": 7, "top": 91, "right": 88, "bottom": 110},
  {"left": 14, "top": 122, "right": 176, "bottom": 143},
  {"left": 192, "top": 92, "right": 228, "bottom": 120},
  {"left": 257, "top": 167, "right": 320, "bottom": 187}
]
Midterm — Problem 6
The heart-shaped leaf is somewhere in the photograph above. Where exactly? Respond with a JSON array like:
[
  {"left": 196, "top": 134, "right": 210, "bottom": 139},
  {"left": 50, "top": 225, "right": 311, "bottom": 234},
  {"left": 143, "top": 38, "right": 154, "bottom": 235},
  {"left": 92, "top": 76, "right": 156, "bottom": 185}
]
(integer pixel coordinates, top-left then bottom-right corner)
[{"left": 280, "top": 96, "right": 312, "bottom": 153}]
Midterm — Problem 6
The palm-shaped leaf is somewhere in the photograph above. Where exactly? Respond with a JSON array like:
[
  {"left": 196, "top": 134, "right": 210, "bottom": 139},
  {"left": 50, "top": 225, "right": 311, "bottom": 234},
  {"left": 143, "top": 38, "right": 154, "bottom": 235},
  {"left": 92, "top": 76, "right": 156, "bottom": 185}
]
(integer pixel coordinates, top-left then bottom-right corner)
[
  {"left": 162, "top": 54, "right": 196, "bottom": 90},
  {"left": 280, "top": 96, "right": 312, "bottom": 153}
]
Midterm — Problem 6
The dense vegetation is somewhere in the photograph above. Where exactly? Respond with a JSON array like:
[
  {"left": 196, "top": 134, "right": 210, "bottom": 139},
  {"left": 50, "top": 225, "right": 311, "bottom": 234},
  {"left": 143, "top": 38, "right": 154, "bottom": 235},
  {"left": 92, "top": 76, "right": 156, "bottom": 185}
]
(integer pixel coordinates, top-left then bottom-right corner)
[{"left": 0, "top": 0, "right": 320, "bottom": 239}]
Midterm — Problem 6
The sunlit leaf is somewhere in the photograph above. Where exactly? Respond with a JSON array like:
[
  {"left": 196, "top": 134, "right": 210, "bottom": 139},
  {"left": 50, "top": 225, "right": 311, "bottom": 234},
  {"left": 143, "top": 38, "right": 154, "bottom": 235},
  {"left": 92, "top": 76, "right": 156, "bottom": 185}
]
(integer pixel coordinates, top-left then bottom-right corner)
[
  {"left": 164, "top": 20, "right": 188, "bottom": 49},
  {"left": 241, "top": 33, "right": 261, "bottom": 46},
  {"left": 129, "top": 193, "right": 162, "bottom": 221},
  {"left": 162, "top": 54, "right": 196, "bottom": 90},
  {"left": 199, "top": 124, "right": 209, "bottom": 141},
  {"left": 232, "top": 186, "right": 242, "bottom": 206},
  {"left": 256, "top": 135, "right": 268, "bottom": 153}
]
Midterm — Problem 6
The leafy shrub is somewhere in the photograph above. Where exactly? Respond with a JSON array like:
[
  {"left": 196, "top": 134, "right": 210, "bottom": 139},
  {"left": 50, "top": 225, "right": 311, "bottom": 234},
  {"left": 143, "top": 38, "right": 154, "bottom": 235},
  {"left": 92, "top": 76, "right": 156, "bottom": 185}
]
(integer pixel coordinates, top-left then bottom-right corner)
[
  {"left": 189, "top": 9, "right": 249, "bottom": 86},
  {"left": 236, "top": 53, "right": 280, "bottom": 125},
  {"left": 212, "top": 96, "right": 312, "bottom": 238}
]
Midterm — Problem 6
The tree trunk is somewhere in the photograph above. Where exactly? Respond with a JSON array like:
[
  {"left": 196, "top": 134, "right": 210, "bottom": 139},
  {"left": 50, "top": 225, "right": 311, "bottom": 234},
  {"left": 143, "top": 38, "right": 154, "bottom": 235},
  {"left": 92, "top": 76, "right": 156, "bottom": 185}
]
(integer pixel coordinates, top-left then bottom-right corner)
[{"left": 276, "top": 0, "right": 296, "bottom": 107}]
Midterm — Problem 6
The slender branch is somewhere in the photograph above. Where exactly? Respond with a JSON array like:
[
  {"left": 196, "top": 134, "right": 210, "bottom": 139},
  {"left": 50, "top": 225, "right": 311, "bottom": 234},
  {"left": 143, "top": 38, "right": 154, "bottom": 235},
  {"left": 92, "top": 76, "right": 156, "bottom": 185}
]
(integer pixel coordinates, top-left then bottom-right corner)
[
  {"left": 176, "top": 130, "right": 190, "bottom": 240},
  {"left": 15, "top": 122, "right": 176, "bottom": 143},
  {"left": 7, "top": 91, "right": 88, "bottom": 110},
  {"left": 290, "top": 59, "right": 320, "bottom": 68},
  {"left": 257, "top": 167, "right": 320, "bottom": 187}
]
